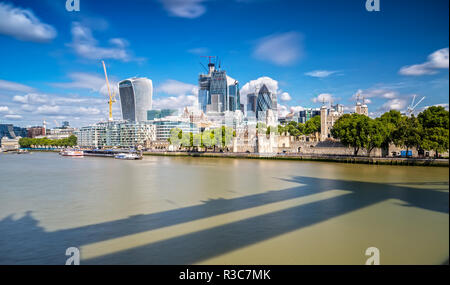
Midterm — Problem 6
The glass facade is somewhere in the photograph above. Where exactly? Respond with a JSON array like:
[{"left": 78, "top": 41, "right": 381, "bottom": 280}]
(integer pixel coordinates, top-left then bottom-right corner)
[
  {"left": 0, "top": 124, "right": 27, "bottom": 139},
  {"left": 256, "top": 85, "right": 273, "bottom": 119},
  {"left": 153, "top": 120, "right": 199, "bottom": 141},
  {"left": 197, "top": 64, "right": 240, "bottom": 113},
  {"left": 147, "top": 109, "right": 177, "bottom": 121},
  {"left": 77, "top": 121, "right": 155, "bottom": 148},
  {"left": 247, "top": 93, "right": 257, "bottom": 114},
  {"left": 299, "top": 109, "right": 321, "bottom": 123},
  {"left": 119, "top": 78, "right": 153, "bottom": 122}
]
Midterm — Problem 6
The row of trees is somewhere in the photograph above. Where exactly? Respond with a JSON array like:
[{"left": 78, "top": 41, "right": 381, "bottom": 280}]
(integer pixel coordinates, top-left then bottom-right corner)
[
  {"left": 19, "top": 135, "right": 78, "bottom": 148},
  {"left": 277, "top": 115, "right": 321, "bottom": 137},
  {"left": 331, "top": 106, "right": 449, "bottom": 157},
  {"left": 168, "top": 126, "right": 236, "bottom": 151}
]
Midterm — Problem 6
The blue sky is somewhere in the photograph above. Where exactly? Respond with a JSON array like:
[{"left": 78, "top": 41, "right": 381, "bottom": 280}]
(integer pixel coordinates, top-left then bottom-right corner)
[{"left": 0, "top": 0, "right": 448, "bottom": 127}]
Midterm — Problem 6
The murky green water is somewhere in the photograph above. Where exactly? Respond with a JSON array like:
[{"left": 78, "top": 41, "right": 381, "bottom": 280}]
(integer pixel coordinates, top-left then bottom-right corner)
[{"left": 0, "top": 152, "right": 448, "bottom": 264}]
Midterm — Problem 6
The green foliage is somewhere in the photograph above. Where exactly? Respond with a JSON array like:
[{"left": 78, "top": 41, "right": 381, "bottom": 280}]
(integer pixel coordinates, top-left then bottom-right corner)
[
  {"left": 276, "top": 116, "right": 319, "bottom": 138},
  {"left": 168, "top": 128, "right": 182, "bottom": 145},
  {"left": 331, "top": 106, "right": 449, "bottom": 157},
  {"left": 19, "top": 135, "right": 78, "bottom": 148},
  {"left": 377, "top": 110, "right": 403, "bottom": 147},
  {"left": 331, "top": 113, "right": 371, "bottom": 156},
  {"left": 418, "top": 106, "right": 449, "bottom": 155},
  {"left": 304, "top": 115, "right": 321, "bottom": 134},
  {"left": 393, "top": 115, "right": 422, "bottom": 153},
  {"left": 366, "top": 118, "right": 388, "bottom": 155},
  {"left": 168, "top": 126, "right": 235, "bottom": 151}
]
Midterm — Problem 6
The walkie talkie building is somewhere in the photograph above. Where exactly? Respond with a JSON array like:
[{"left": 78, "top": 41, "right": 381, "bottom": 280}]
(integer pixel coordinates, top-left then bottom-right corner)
[{"left": 119, "top": 78, "right": 153, "bottom": 122}]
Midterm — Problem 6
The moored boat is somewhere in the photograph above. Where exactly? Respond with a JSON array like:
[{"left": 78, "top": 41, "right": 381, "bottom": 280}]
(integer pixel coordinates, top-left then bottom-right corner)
[
  {"left": 114, "top": 153, "right": 142, "bottom": 160},
  {"left": 60, "top": 150, "right": 84, "bottom": 157}
]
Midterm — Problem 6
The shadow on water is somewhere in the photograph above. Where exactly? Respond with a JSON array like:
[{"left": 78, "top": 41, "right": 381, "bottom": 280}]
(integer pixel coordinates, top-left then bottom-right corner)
[{"left": 0, "top": 176, "right": 448, "bottom": 264}]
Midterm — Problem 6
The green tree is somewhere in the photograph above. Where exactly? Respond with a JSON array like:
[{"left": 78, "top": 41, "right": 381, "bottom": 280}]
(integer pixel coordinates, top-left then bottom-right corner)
[
  {"left": 304, "top": 115, "right": 321, "bottom": 135},
  {"left": 256, "top": 122, "right": 267, "bottom": 135},
  {"left": 366, "top": 118, "right": 388, "bottom": 156},
  {"left": 168, "top": 128, "right": 182, "bottom": 146},
  {"left": 418, "top": 106, "right": 449, "bottom": 157},
  {"left": 68, "top": 135, "right": 77, "bottom": 146},
  {"left": 220, "top": 126, "right": 234, "bottom": 148},
  {"left": 277, "top": 124, "right": 288, "bottom": 135},
  {"left": 377, "top": 110, "right": 403, "bottom": 150},
  {"left": 201, "top": 130, "right": 215, "bottom": 150},
  {"left": 331, "top": 114, "right": 370, "bottom": 156}
]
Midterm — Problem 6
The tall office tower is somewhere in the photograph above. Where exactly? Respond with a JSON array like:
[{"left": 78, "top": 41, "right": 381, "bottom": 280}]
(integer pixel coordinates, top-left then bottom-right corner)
[
  {"left": 197, "top": 61, "right": 240, "bottom": 113},
  {"left": 119, "top": 78, "right": 153, "bottom": 122},
  {"left": 247, "top": 93, "right": 257, "bottom": 114},
  {"left": 256, "top": 84, "right": 277, "bottom": 119}
]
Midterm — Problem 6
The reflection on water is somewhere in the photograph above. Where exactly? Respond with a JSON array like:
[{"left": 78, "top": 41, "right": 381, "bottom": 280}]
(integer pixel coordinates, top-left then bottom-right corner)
[{"left": 0, "top": 152, "right": 448, "bottom": 264}]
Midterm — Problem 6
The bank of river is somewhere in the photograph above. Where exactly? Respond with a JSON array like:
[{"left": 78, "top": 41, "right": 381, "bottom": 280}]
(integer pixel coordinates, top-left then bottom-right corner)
[
  {"left": 0, "top": 152, "right": 448, "bottom": 264},
  {"left": 143, "top": 151, "right": 449, "bottom": 167}
]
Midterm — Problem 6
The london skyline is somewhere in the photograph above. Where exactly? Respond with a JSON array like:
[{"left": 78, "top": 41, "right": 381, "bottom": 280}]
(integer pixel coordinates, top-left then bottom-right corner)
[{"left": 0, "top": 0, "right": 448, "bottom": 128}]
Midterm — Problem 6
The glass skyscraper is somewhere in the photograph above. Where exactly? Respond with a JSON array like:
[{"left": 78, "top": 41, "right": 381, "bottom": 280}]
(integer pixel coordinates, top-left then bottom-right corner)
[
  {"left": 256, "top": 84, "right": 276, "bottom": 119},
  {"left": 119, "top": 78, "right": 153, "bottom": 122},
  {"left": 197, "top": 63, "right": 240, "bottom": 113}
]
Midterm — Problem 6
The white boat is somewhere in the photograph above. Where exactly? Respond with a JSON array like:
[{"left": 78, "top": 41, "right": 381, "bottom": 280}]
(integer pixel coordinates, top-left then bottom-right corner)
[
  {"left": 114, "top": 153, "right": 142, "bottom": 160},
  {"left": 60, "top": 150, "right": 84, "bottom": 157}
]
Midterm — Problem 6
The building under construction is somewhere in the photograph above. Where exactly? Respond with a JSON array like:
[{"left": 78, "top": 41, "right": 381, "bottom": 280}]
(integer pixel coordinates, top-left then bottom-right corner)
[{"left": 198, "top": 57, "right": 242, "bottom": 114}]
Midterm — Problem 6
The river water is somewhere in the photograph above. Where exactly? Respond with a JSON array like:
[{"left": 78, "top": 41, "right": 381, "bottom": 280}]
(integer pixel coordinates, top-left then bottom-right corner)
[{"left": 0, "top": 152, "right": 448, "bottom": 264}]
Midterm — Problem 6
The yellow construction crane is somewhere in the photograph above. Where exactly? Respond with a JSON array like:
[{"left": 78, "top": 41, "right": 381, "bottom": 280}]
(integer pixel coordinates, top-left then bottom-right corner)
[{"left": 102, "top": 60, "right": 116, "bottom": 121}]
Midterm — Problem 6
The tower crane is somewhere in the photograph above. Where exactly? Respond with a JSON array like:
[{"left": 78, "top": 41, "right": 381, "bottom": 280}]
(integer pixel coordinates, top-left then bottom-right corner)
[
  {"left": 200, "top": 55, "right": 216, "bottom": 64},
  {"left": 102, "top": 60, "right": 116, "bottom": 121},
  {"left": 406, "top": 94, "right": 425, "bottom": 116}
]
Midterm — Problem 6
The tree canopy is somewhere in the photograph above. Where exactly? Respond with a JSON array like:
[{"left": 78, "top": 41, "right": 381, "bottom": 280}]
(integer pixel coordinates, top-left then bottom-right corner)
[
  {"left": 331, "top": 106, "right": 449, "bottom": 157},
  {"left": 19, "top": 135, "right": 78, "bottom": 148},
  {"left": 418, "top": 106, "right": 449, "bottom": 156}
]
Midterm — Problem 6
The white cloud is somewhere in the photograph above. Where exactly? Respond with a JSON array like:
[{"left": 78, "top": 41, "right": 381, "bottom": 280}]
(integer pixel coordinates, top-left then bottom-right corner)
[
  {"left": 353, "top": 88, "right": 398, "bottom": 100},
  {"left": 277, "top": 105, "right": 305, "bottom": 117},
  {"left": 240, "top": 76, "right": 293, "bottom": 110},
  {"left": 52, "top": 72, "right": 118, "bottom": 96},
  {"left": 380, "top": 98, "right": 408, "bottom": 112},
  {"left": 69, "top": 22, "right": 136, "bottom": 62},
  {"left": 35, "top": 105, "right": 61, "bottom": 115},
  {"left": 73, "top": 107, "right": 101, "bottom": 116},
  {"left": 152, "top": 79, "right": 199, "bottom": 110},
  {"left": 304, "top": 70, "right": 337, "bottom": 78},
  {"left": 253, "top": 32, "right": 302, "bottom": 66},
  {"left": 0, "top": 3, "right": 57, "bottom": 42},
  {"left": 312, "top": 93, "right": 334, "bottom": 104},
  {"left": 279, "top": 92, "right": 292, "bottom": 102},
  {"left": 20, "top": 104, "right": 35, "bottom": 112},
  {"left": 153, "top": 94, "right": 198, "bottom": 110},
  {"left": 159, "top": 0, "right": 207, "bottom": 19},
  {"left": 399, "top": 47, "right": 449, "bottom": 76},
  {"left": 156, "top": 79, "right": 198, "bottom": 96},
  {"left": 4, "top": 114, "right": 22, "bottom": 120},
  {"left": 0, "top": 106, "right": 9, "bottom": 113},
  {"left": 419, "top": 103, "right": 449, "bottom": 112},
  {"left": 13, "top": 93, "right": 48, "bottom": 104},
  {"left": 278, "top": 104, "right": 289, "bottom": 117},
  {"left": 289, "top": 106, "right": 304, "bottom": 113},
  {"left": 0, "top": 79, "right": 35, "bottom": 92},
  {"left": 240, "top": 76, "right": 279, "bottom": 99}
]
